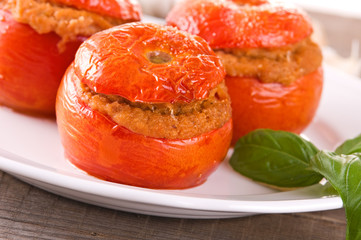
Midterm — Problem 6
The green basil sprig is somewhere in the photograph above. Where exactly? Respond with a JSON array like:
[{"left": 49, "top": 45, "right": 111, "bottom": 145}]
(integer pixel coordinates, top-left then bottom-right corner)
[
  {"left": 230, "top": 129, "right": 361, "bottom": 240},
  {"left": 335, "top": 134, "right": 361, "bottom": 155},
  {"left": 311, "top": 151, "right": 361, "bottom": 240},
  {"left": 229, "top": 129, "right": 323, "bottom": 188}
]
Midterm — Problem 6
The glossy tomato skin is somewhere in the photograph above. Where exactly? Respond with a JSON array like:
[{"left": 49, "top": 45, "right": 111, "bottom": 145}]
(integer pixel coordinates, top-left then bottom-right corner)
[
  {"left": 228, "top": 67, "right": 323, "bottom": 144},
  {"left": 56, "top": 65, "right": 233, "bottom": 189},
  {"left": 166, "top": 0, "right": 313, "bottom": 49},
  {"left": 74, "top": 23, "right": 225, "bottom": 103},
  {"left": 0, "top": 10, "right": 83, "bottom": 116}
]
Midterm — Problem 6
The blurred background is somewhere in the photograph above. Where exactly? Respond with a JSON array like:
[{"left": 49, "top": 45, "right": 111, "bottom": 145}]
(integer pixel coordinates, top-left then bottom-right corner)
[{"left": 138, "top": 0, "right": 361, "bottom": 78}]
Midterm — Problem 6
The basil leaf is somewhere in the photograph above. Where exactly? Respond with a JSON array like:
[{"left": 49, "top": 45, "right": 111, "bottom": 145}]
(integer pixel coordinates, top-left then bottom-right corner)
[
  {"left": 311, "top": 151, "right": 361, "bottom": 240},
  {"left": 230, "top": 129, "right": 323, "bottom": 188},
  {"left": 335, "top": 134, "right": 361, "bottom": 155}
]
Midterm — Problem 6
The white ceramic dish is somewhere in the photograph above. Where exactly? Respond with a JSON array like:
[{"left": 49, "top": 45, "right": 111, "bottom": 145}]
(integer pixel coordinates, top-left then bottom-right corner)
[{"left": 1, "top": 64, "right": 359, "bottom": 219}]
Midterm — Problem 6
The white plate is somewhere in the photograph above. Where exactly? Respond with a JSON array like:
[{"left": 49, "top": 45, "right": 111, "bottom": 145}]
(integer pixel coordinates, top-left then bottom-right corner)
[{"left": 1, "top": 64, "right": 359, "bottom": 219}]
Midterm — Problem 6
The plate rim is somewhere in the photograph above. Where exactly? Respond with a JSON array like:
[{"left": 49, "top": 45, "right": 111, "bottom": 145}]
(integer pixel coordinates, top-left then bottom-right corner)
[
  {"left": 3, "top": 63, "right": 360, "bottom": 217},
  {"left": 0, "top": 149, "right": 343, "bottom": 214}
]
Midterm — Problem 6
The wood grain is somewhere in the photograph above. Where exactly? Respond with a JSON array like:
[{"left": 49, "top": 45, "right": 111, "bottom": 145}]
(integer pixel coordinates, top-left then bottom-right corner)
[{"left": 0, "top": 171, "right": 346, "bottom": 240}]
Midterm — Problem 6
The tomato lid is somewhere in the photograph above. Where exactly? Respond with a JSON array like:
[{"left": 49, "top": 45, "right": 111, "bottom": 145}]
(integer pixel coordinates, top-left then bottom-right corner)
[
  {"left": 166, "top": 0, "right": 313, "bottom": 49},
  {"left": 52, "top": 0, "right": 141, "bottom": 20},
  {"left": 73, "top": 22, "right": 225, "bottom": 103}
]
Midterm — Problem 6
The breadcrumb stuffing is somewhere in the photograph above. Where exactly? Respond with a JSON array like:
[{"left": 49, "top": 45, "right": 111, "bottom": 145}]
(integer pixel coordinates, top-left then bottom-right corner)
[
  {"left": 3, "top": 0, "right": 126, "bottom": 51},
  {"left": 215, "top": 37, "right": 322, "bottom": 85},
  {"left": 79, "top": 79, "right": 232, "bottom": 139}
]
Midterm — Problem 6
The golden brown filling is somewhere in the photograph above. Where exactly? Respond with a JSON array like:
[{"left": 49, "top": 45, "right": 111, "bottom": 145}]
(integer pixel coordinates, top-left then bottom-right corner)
[
  {"left": 215, "top": 38, "right": 323, "bottom": 85},
  {"left": 3, "top": 0, "right": 126, "bottom": 50},
  {"left": 78, "top": 79, "right": 232, "bottom": 140}
]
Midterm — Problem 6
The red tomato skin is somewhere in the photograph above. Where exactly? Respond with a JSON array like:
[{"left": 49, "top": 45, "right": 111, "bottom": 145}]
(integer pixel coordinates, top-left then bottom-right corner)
[
  {"left": 228, "top": 67, "right": 323, "bottom": 144},
  {"left": 56, "top": 64, "right": 233, "bottom": 189},
  {"left": 166, "top": 0, "right": 313, "bottom": 49},
  {"left": 52, "top": 0, "right": 142, "bottom": 20},
  {"left": 74, "top": 23, "right": 225, "bottom": 103},
  {"left": 0, "top": 10, "right": 83, "bottom": 116}
]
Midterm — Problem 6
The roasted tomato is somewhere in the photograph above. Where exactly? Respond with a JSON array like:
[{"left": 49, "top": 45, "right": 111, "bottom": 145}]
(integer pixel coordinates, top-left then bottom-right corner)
[
  {"left": 226, "top": 68, "right": 323, "bottom": 142},
  {"left": 56, "top": 23, "right": 232, "bottom": 189},
  {"left": 166, "top": 0, "right": 313, "bottom": 49},
  {"left": 167, "top": 0, "right": 323, "bottom": 144},
  {"left": 0, "top": 10, "right": 83, "bottom": 116},
  {"left": 0, "top": 0, "right": 141, "bottom": 116}
]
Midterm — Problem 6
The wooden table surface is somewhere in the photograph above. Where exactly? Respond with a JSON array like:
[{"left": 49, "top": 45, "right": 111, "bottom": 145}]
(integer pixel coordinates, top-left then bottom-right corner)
[{"left": 0, "top": 11, "right": 360, "bottom": 240}]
